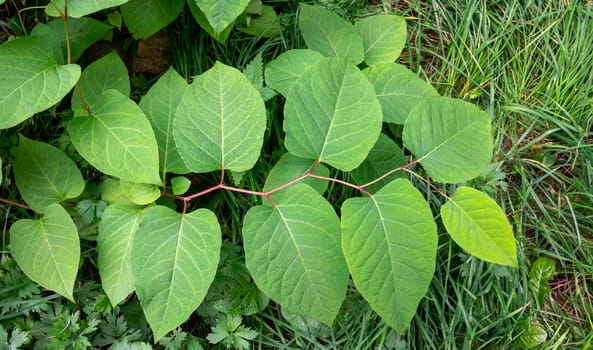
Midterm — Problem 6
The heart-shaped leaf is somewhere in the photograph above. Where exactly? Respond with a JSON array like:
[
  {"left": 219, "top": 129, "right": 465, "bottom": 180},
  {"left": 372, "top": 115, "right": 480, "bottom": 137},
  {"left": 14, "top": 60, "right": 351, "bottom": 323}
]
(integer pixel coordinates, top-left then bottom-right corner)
[
  {"left": 174, "top": 62, "right": 266, "bottom": 173},
  {"left": 342, "top": 178, "right": 437, "bottom": 333},
  {"left": 264, "top": 49, "right": 324, "bottom": 97},
  {"left": 403, "top": 96, "right": 493, "bottom": 183},
  {"left": 284, "top": 57, "right": 382, "bottom": 171},
  {"left": 191, "top": 0, "right": 251, "bottom": 35},
  {"left": 243, "top": 184, "right": 349, "bottom": 325},
  {"left": 13, "top": 135, "right": 85, "bottom": 213},
  {"left": 121, "top": 0, "right": 185, "bottom": 39},
  {"left": 68, "top": 89, "right": 162, "bottom": 185},
  {"left": 354, "top": 14, "right": 407, "bottom": 65},
  {"left": 132, "top": 206, "right": 221, "bottom": 341},
  {"left": 10, "top": 203, "right": 80, "bottom": 302}
]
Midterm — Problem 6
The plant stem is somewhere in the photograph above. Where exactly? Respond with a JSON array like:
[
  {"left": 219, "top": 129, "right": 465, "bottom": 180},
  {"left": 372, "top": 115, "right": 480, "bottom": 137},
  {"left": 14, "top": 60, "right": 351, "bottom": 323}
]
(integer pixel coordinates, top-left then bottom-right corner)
[
  {"left": 0, "top": 198, "right": 31, "bottom": 210},
  {"left": 361, "top": 159, "right": 420, "bottom": 189}
]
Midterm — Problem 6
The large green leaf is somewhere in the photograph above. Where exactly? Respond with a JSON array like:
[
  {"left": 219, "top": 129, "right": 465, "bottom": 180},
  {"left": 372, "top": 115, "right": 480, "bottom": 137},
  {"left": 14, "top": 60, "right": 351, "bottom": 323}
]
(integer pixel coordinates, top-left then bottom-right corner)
[
  {"left": 132, "top": 206, "right": 221, "bottom": 341},
  {"left": 173, "top": 62, "right": 266, "bottom": 173},
  {"left": 350, "top": 133, "right": 408, "bottom": 193},
  {"left": 191, "top": 0, "right": 251, "bottom": 35},
  {"left": 121, "top": 0, "right": 185, "bottom": 39},
  {"left": 298, "top": 4, "right": 364, "bottom": 64},
  {"left": 354, "top": 15, "right": 406, "bottom": 65},
  {"left": 262, "top": 153, "right": 329, "bottom": 200},
  {"left": 341, "top": 178, "right": 437, "bottom": 333},
  {"left": 10, "top": 203, "right": 80, "bottom": 302},
  {"left": 97, "top": 204, "right": 143, "bottom": 306},
  {"left": 46, "top": 0, "right": 130, "bottom": 18},
  {"left": 68, "top": 89, "right": 162, "bottom": 185},
  {"left": 403, "top": 96, "right": 493, "bottom": 183},
  {"left": 0, "top": 36, "right": 80, "bottom": 129},
  {"left": 264, "top": 49, "right": 324, "bottom": 97},
  {"left": 119, "top": 180, "right": 161, "bottom": 205},
  {"left": 364, "top": 64, "right": 439, "bottom": 124},
  {"left": 440, "top": 186, "right": 517, "bottom": 267},
  {"left": 139, "top": 67, "right": 190, "bottom": 175},
  {"left": 284, "top": 57, "right": 382, "bottom": 171},
  {"left": 13, "top": 135, "right": 85, "bottom": 213},
  {"left": 32, "top": 18, "right": 112, "bottom": 63},
  {"left": 72, "top": 51, "right": 130, "bottom": 112},
  {"left": 243, "top": 184, "right": 349, "bottom": 325}
]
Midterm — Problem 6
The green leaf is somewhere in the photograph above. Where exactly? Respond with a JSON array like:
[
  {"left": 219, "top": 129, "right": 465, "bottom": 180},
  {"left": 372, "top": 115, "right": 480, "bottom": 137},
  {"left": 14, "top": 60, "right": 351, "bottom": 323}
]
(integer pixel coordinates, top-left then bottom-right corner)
[
  {"left": 108, "top": 11, "right": 123, "bottom": 30},
  {"left": 298, "top": 4, "right": 364, "bottom": 64},
  {"left": 13, "top": 135, "right": 85, "bottom": 213},
  {"left": 191, "top": 0, "right": 251, "bottom": 35},
  {"left": 242, "top": 52, "right": 277, "bottom": 102},
  {"left": 284, "top": 57, "right": 382, "bottom": 171},
  {"left": 440, "top": 186, "right": 517, "bottom": 267},
  {"left": 403, "top": 96, "right": 493, "bottom": 183},
  {"left": 119, "top": 180, "right": 161, "bottom": 205},
  {"left": 350, "top": 133, "right": 408, "bottom": 193},
  {"left": 32, "top": 17, "right": 112, "bottom": 63},
  {"left": 516, "top": 321, "right": 548, "bottom": 349},
  {"left": 132, "top": 206, "right": 221, "bottom": 341},
  {"left": 68, "top": 89, "right": 162, "bottom": 185},
  {"left": 46, "top": 0, "right": 130, "bottom": 18},
  {"left": 237, "top": 5, "right": 281, "bottom": 38},
  {"left": 10, "top": 203, "right": 80, "bottom": 302},
  {"left": 72, "top": 51, "right": 130, "bottom": 111},
  {"left": 100, "top": 178, "right": 135, "bottom": 206},
  {"left": 121, "top": 0, "right": 185, "bottom": 39},
  {"left": 262, "top": 153, "right": 329, "bottom": 200},
  {"left": 139, "top": 67, "right": 190, "bottom": 175},
  {"left": 341, "top": 178, "right": 438, "bottom": 333},
  {"left": 364, "top": 64, "right": 439, "bottom": 124},
  {"left": 528, "top": 257, "right": 556, "bottom": 305},
  {"left": 171, "top": 176, "right": 191, "bottom": 195},
  {"left": 174, "top": 62, "right": 266, "bottom": 173},
  {"left": 354, "top": 15, "right": 406, "bottom": 65},
  {"left": 188, "top": 0, "right": 233, "bottom": 43},
  {"left": 0, "top": 36, "right": 80, "bottom": 129},
  {"left": 98, "top": 204, "right": 143, "bottom": 306},
  {"left": 243, "top": 184, "right": 349, "bottom": 325},
  {"left": 264, "top": 49, "right": 324, "bottom": 97}
]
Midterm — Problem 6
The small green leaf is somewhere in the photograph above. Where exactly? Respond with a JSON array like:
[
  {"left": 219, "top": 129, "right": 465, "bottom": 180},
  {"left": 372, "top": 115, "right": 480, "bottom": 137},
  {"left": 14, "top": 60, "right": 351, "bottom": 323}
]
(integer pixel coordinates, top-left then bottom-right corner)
[
  {"left": 528, "top": 257, "right": 556, "bottom": 305},
  {"left": 188, "top": 0, "right": 233, "bottom": 43},
  {"left": 284, "top": 57, "right": 382, "bottom": 171},
  {"left": 0, "top": 36, "right": 80, "bottom": 129},
  {"left": 139, "top": 67, "right": 190, "bottom": 175},
  {"left": 298, "top": 4, "right": 364, "bottom": 64},
  {"left": 242, "top": 52, "right": 277, "bottom": 102},
  {"left": 354, "top": 15, "right": 407, "bottom": 65},
  {"left": 516, "top": 321, "right": 548, "bottom": 349},
  {"left": 364, "top": 63, "right": 439, "bottom": 124},
  {"left": 13, "top": 135, "right": 85, "bottom": 213},
  {"left": 441, "top": 186, "right": 518, "bottom": 267},
  {"left": 121, "top": 0, "right": 185, "bottom": 39},
  {"left": 10, "top": 203, "right": 80, "bottom": 302},
  {"left": 98, "top": 204, "right": 143, "bottom": 306},
  {"left": 100, "top": 178, "right": 135, "bottom": 206},
  {"left": 108, "top": 11, "right": 123, "bottom": 30},
  {"left": 264, "top": 49, "right": 324, "bottom": 97},
  {"left": 237, "top": 5, "right": 281, "bottom": 38},
  {"left": 171, "top": 176, "right": 191, "bottom": 195},
  {"left": 173, "top": 62, "right": 266, "bottom": 173},
  {"left": 243, "top": 184, "right": 349, "bottom": 325},
  {"left": 341, "top": 178, "right": 438, "bottom": 333},
  {"left": 46, "top": 0, "right": 130, "bottom": 18},
  {"left": 403, "top": 96, "right": 493, "bottom": 183},
  {"left": 350, "top": 133, "right": 408, "bottom": 193},
  {"left": 68, "top": 89, "right": 162, "bottom": 185},
  {"left": 72, "top": 51, "right": 130, "bottom": 111},
  {"left": 119, "top": 180, "right": 161, "bottom": 205},
  {"left": 191, "top": 0, "right": 251, "bottom": 35},
  {"left": 263, "top": 153, "right": 329, "bottom": 200},
  {"left": 132, "top": 206, "right": 221, "bottom": 341}
]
